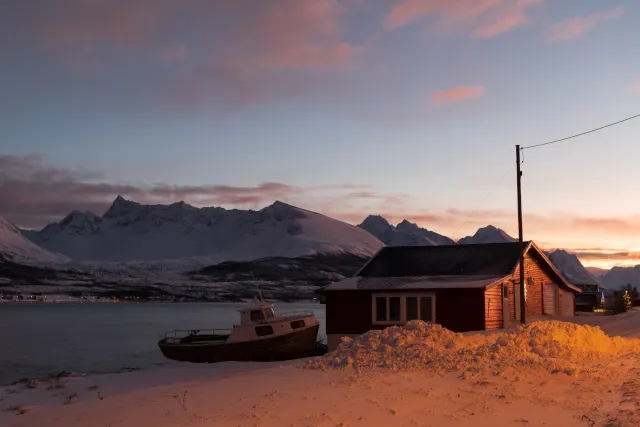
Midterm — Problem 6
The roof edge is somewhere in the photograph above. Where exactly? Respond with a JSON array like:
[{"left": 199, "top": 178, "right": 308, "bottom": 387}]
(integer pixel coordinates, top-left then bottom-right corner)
[
  {"left": 527, "top": 242, "right": 582, "bottom": 293},
  {"left": 352, "top": 246, "right": 384, "bottom": 277}
]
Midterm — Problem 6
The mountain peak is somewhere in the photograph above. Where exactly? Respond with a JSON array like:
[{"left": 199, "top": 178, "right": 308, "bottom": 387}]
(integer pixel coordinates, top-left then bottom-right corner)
[
  {"left": 548, "top": 249, "right": 600, "bottom": 286},
  {"left": 459, "top": 225, "right": 516, "bottom": 245},
  {"left": 396, "top": 219, "right": 419, "bottom": 230},
  {"left": 358, "top": 215, "right": 392, "bottom": 237},
  {"left": 103, "top": 195, "right": 141, "bottom": 219}
]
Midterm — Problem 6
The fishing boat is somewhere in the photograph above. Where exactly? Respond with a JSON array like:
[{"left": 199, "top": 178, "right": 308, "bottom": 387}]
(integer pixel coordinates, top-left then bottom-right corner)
[{"left": 157, "top": 300, "right": 320, "bottom": 363}]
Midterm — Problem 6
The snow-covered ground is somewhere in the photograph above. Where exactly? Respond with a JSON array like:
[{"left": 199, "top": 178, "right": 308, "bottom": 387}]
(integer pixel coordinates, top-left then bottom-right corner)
[{"left": 4, "top": 312, "right": 640, "bottom": 426}]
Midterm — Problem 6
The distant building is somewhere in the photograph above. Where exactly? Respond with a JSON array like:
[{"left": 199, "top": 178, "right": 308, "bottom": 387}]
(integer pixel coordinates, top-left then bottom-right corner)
[{"left": 320, "top": 241, "right": 581, "bottom": 351}]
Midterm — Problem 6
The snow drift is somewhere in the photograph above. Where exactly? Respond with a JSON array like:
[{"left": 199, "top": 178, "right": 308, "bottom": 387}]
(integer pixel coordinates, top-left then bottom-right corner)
[{"left": 307, "top": 320, "right": 640, "bottom": 374}]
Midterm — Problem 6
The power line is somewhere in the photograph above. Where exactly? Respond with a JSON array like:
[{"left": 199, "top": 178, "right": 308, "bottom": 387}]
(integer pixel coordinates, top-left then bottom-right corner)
[
  {"left": 451, "top": 163, "right": 515, "bottom": 241},
  {"left": 521, "top": 113, "right": 640, "bottom": 150}
]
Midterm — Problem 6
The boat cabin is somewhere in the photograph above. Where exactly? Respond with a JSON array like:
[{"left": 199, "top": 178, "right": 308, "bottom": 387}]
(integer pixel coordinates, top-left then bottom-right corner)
[{"left": 239, "top": 304, "right": 276, "bottom": 325}]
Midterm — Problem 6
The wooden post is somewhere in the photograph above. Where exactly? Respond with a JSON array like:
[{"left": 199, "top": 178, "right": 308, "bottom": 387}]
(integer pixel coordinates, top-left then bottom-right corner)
[{"left": 516, "top": 145, "right": 526, "bottom": 324}]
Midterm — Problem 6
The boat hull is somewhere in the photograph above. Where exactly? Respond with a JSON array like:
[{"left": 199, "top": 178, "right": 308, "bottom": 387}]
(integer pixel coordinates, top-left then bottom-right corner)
[{"left": 158, "top": 324, "right": 320, "bottom": 363}]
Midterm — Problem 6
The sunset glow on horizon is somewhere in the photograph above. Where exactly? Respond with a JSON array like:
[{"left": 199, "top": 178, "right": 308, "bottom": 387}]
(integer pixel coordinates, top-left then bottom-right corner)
[{"left": 1, "top": 0, "right": 640, "bottom": 269}]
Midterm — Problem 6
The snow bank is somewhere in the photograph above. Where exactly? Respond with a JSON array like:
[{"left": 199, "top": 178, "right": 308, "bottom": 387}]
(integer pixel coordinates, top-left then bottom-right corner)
[{"left": 306, "top": 320, "right": 640, "bottom": 374}]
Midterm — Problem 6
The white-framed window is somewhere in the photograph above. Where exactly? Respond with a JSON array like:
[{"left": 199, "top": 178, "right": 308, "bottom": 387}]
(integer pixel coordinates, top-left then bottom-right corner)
[{"left": 372, "top": 293, "right": 435, "bottom": 325}]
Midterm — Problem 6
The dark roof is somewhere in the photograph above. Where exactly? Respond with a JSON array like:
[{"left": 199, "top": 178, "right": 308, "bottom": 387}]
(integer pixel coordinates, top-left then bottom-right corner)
[
  {"left": 357, "top": 242, "right": 529, "bottom": 277},
  {"left": 322, "top": 274, "right": 507, "bottom": 291}
]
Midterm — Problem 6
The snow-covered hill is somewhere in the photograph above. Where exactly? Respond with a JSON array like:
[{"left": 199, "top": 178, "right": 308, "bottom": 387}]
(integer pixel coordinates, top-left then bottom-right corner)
[
  {"left": 27, "top": 197, "right": 384, "bottom": 263},
  {"left": 358, "top": 215, "right": 454, "bottom": 246},
  {"left": 601, "top": 266, "right": 640, "bottom": 289},
  {"left": 458, "top": 225, "right": 516, "bottom": 245},
  {"left": 0, "top": 216, "right": 69, "bottom": 264},
  {"left": 547, "top": 249, "right": 601, "bottom": 286}
]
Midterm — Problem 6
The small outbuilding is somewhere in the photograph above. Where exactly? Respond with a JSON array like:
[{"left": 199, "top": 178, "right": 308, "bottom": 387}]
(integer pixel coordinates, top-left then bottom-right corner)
[{"left": 321, "top": 241, "right": 581, "bottom": 351}]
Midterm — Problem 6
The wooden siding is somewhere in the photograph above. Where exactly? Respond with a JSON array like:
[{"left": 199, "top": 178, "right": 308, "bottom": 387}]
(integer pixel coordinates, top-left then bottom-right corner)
[
  {"left": 484, "top": 285, "right": 503, "bottom": 330},
  {"left": 543, "top": 283, "right": 558, "bottom": 315},
  {"left": 325, "top": 288, "right": 486, "bottom": 335},
  {"left": 510, "top": 252, "right": 559, "bottom": 319}
]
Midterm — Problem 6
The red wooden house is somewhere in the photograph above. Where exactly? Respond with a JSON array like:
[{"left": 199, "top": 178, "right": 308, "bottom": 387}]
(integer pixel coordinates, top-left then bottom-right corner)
[{"left": 321, "top": 241, "right": 580, "bottom": 351}]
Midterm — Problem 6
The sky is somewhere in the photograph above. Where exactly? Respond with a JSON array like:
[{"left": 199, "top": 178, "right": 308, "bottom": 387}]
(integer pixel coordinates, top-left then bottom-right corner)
[{"left": 1, "top": 0, "right": 639, "bottom": 269}]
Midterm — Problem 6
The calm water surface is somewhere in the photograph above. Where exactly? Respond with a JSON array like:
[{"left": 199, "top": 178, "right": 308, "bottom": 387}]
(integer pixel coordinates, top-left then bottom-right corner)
[{"left": 0, "top": 302, "right": 326, "bottom": 386}]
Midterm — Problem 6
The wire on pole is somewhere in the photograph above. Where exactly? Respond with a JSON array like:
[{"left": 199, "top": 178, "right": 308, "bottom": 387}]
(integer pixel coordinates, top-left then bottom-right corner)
[{"left": 521, "top": 113, "right": 640, "bottom": 150}]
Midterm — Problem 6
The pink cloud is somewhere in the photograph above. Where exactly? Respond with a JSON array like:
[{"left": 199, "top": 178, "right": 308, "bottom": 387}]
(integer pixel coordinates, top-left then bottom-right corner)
[
  {"left": 629, "top": 82, "right": 640, "bottom": 94},
  {"left": 431, "top": 86, "right": 485, "bottom": 105},
  {"left": 385, "top": 0, "right": 542, "bottom": 38},
  {"left": 550, "top": 7, "right": 624, "bottom": 41},
  {"left": 230, "top": 0, "right": 356, "bottom": 71}
]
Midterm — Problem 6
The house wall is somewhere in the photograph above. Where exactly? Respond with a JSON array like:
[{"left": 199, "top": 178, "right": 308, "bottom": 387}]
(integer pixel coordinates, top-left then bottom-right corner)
[
  {"left": 325, "top": 288, "right": 486, "bottom": 351},
  {"left": 510, "top": 253, "right": 558, "bottom": 319},
  {"left": 558, "top": 289, "right": 575, "bottom": 317},
  {"left": 484, "top": 284, "right": 503, "bottom": 330}
]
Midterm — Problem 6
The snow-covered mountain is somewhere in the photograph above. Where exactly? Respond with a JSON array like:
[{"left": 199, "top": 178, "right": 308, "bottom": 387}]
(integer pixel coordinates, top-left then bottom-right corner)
[
  {"left": 601, "top": 266, "right": 640, "bottom": 289},
  {"left": 358, "top": 215, "right": 454, "bottom": 246},
  {"left": 458, "top": 225, "right": 516, "bottom": 245},
  {"left": 547, "top": 249, "right": 601, "bottom": 286},
  {"left": 0, "top": 216, "right": 69, "bottom": 264},
  {"left": 26, "top": 197, "right": 384, "bottom": 263}
]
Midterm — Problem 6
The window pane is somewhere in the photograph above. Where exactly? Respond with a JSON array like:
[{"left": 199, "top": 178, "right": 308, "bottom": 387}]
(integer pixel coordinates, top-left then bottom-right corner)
[
  {"left": 389, "top": 297, "right": 401, "bottom": 321},
  {"left": 420, "top": 297, "right": 433, "bottom": 321},
  {"left": 250, "top": 310, "right": 265, "bottom": 321},
  {"left": 290, "top": 320, "right": 305, "bottom": 329},
  {"left": 406, "top": 297, "right": 418, "bottom": 321},
  {"left": 375, "top": 297, "right": 387, "bottom": 321},
  {"left": 255, "top": 325, "right": 274, "bottom": 336}
]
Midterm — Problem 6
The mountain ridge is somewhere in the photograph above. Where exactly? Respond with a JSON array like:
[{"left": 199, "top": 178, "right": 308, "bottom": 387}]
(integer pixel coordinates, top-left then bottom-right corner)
[{"left": 23, "top": 197, "right": 384, "bottom": 263}]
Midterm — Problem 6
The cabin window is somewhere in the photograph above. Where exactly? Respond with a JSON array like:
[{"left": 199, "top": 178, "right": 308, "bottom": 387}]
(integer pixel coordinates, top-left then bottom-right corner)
[
  {"left": 502, "top": 285, "right": 509, "bottom": 299},
  {"left": 419, "top": 297, "right": 433, "bottom": 321},
  {"left": 265, "top": 308, "right": 275, "bottom": 319},
  {"left": 291, "top": 320, "right": 305, "bottom": 329},
  {"left": 406, "top": 297, "right": 418, "bottom": 321},
  {"left": 372, "top": 293, "right": 435, "bottom": 325},
  {"left": 250, "top": 310, "right": 265, "bottom": 322},
  {"left": 375, "top": 297, "right": 387, "bottom": 321},
  {"left": 255, "top": 325, "right": 274, "bottom": 337}
]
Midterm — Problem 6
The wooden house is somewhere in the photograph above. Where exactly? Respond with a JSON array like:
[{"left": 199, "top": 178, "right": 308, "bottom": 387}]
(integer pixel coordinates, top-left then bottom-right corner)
[{"left": 320, "top": 241, "right": 581, "bottom": 351}]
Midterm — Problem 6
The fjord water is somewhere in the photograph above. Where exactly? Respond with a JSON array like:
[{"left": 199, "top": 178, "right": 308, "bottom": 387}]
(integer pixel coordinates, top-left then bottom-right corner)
[{"left": 0, "top": 302, "right": 326, "bottom": 386}]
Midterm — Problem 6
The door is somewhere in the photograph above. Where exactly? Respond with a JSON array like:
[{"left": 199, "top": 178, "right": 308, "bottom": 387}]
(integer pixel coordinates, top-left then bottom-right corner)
[
  {"left": 543, "top": 283, "right": 558, "bottom": 315},
  {"left": 502, "top": 284, "right": 511, "bottom": 327},
  {"left": 514, "top": 284, "right": 521, "bottom": 322},
  {"left": 561, "top": 292, "right": 574, "bottom": 317}
]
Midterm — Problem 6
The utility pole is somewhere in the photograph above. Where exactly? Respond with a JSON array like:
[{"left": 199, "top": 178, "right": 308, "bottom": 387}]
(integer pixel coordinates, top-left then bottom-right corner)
[{"left": 516, "top": 145, "right": 526, "bottom": 324}]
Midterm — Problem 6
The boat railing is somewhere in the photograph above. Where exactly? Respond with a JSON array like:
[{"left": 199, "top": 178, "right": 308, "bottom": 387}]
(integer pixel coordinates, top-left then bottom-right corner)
[
  {"left": 277, "top": 310, "right": 315, "bottom": 320},
  {"left": 159, "top": 329, "right": 232, "bottom": 341}
]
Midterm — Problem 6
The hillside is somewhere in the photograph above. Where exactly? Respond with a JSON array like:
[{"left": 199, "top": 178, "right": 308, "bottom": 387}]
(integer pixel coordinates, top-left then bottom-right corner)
[
  {"left": 547, "top": 249, "right": 601, "bottom": 286},
  {"left": 602, "top": 266, "right": 640, "bottom": 289},
  {"left": 0, "top": 216, "right": 69, "bottom": 264},
  {"left": 26, "top": 197, "right": 384, "bottom": 263}
]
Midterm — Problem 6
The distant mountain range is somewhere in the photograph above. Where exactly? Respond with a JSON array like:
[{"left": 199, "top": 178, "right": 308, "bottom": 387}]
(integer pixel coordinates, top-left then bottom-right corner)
[
  {"left": 358, "top": 216, "right": 454, "bottom": 246},
  {"left": 1, "top": 197, "right": 636, "bottom": 292},
  {"left": 19, "top": 197, "right": 383, "bottom": 263}
]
